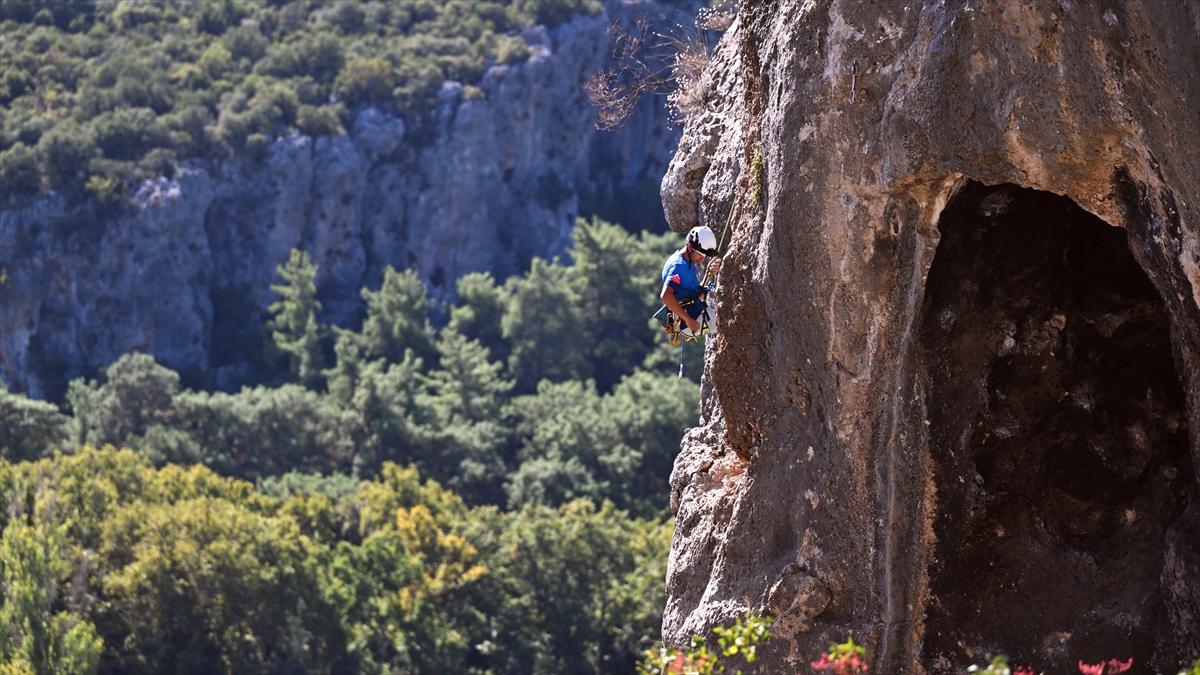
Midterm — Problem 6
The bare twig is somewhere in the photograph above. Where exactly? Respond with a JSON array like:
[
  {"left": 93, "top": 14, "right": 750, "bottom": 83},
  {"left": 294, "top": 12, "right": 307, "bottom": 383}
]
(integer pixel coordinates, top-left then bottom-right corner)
[{"left": 585, "top": 4, "right": 734, "bottom": 131}]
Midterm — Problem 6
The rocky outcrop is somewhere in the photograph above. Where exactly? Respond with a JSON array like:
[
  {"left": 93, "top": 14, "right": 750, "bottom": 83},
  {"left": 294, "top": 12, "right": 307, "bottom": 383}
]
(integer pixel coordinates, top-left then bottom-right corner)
[
  {"left": 663, "top": 1, "right": 1200, "bottom": 672},
  {"left": 0, "top": 1, "right": 694, "bottom": 399}
]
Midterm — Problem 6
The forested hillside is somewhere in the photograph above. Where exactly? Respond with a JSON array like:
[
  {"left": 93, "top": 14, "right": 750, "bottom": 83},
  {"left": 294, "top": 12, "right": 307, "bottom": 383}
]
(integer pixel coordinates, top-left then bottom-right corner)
[
  {"left": 5, "top": 218, "right": 700, "bottom": 513},
  {"left": 0, "top": 0, "right": 600, "bottom": 197},
  {"left": 0, "top": 447, "right": 671, "bottom": 673},
  {"left": 0, "top": 216, "right": 703, "bottom": 672}
]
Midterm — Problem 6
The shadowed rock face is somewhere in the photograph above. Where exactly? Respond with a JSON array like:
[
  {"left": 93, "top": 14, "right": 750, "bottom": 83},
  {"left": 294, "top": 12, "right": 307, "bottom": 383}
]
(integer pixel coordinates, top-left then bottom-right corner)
[
  {"left": 921, "top": 183, "right": 1193, "bottom": 671},
  {"left": 662, "top": 1, "right": 1200, "bottom": 672}
]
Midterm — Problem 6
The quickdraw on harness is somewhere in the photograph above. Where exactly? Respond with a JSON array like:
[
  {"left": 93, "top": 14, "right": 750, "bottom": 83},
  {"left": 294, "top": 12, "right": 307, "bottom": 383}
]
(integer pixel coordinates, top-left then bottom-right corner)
[
  {"left": 653, "top": 290, "right": 713, "bottom": 348},
  {"left": 654, "top": 288, "right": 714, "bottom": 379}
]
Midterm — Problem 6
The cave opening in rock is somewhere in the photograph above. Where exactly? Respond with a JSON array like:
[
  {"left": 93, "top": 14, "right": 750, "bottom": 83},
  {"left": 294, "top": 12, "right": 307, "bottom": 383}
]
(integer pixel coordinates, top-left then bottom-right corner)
[{"left": 918, "top": 182, "right": 1195, "bottom": 671}]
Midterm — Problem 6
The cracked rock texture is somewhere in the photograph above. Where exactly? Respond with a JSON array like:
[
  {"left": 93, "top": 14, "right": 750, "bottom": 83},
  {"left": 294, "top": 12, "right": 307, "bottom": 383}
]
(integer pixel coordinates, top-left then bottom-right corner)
[
  {"left": 662, "top": 1, "right": 1200, "bottom": 672},
  {"left": 0, "top": 1, "right": 693, "bottom": 399}
]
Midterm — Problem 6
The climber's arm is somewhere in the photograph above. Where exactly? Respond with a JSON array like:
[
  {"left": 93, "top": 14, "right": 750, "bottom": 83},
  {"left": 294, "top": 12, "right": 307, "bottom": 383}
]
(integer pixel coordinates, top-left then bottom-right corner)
[{"left": 661, "top": 284, "right": 701, "bottom": 333}]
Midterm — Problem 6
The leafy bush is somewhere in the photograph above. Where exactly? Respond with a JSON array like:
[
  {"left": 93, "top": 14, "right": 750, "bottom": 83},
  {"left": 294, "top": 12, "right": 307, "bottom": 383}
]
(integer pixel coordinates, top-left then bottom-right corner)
[
  {"left": 335, "top": 57, "right": 395, "bottom": 106},
  {"left": 639, "top": 612, "right": 772, "bottom": 675},
  {"left": 92, "top": 107, "right": 168, "bottom": 160},
  {"left": 296, "top": 104, "right": 344, "bottom": 136},
  {"left": 496, "top": 35, "right": 533, "bottom": 64},
  {"left": 0, "top": 142, "right": 41, "bottom": 195},
  {"left": 812, "top": 638, "right": 869, "bottom": 674},
  {"left": 509, "top": 0, "right": 603, "bottom": 28},
  {"left": 84, "top": 173, "right": 124, "bottom": 208},
  {"left": 0, "top": 389, "right": 67, "bottom": 460},
  {"left": 36, "top": 122, "right": 95, "bottom": 188}
]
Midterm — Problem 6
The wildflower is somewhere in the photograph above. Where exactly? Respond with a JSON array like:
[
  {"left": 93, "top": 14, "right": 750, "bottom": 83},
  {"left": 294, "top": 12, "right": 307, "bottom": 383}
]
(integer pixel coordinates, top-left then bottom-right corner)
[
  {"left": 1078, "top": 658, "right": 1133, "bottom": 675},
  {"left": 811, "top": 639, "right": 869, "bottom": 674}
]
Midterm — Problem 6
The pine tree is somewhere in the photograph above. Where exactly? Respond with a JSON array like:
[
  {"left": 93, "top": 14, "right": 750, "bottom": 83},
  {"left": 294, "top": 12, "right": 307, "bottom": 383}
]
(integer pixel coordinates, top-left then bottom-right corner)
[
  {"left": 360, "top": 267, "right": 435, "bottom": 365},
  {"left": 324, "top": 327, "right": 366, "bottom": 404},
  {"left": 423, "top": 329, "right": 512, "bottom": 424},
  {"left": 267, "top": 249, "right": 326, "bottom": 388},
  {"left": 446, "top": 272, "right": 507, "bottom": 361},
  {"left": 417, "top": 329, "right": 513, "bottom": 502},
  {"left": 502, "top": 258, "right": 591, "bottom": 393}
]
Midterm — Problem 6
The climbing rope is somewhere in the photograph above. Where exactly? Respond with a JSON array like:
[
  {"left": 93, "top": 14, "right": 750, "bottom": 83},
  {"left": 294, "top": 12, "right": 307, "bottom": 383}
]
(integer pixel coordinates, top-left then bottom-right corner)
[{"left": 700, "top": 202, "right": 736, "bottom": 287}]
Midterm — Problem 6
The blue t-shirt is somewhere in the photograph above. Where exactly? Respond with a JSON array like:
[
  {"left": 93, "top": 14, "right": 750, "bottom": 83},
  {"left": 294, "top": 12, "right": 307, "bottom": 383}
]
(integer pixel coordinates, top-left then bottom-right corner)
[{"left": 661, "top": 249, "right": 703, "bottom": 302}]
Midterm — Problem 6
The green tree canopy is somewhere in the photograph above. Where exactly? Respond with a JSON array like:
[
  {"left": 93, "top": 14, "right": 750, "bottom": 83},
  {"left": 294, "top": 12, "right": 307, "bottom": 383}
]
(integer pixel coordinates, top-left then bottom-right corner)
[
  {"left": 0, "top": 518, "right": 102, "bottom": 675},
  {"left": 503, "top": 257, "right": 591, "bottom": 393},
  {"left": 465, "top": 500, "right": 667, "bottom": 674},
  {"left": 505, "top": 379, "right": 613, "bottom": 508},
  {"left": 360, "top": 266, "right": 436, "bottom": 366},
  {"left": 66, "top": 353, "right": 180, "bottom": 447},
  {"left": 416, "top": 329, "right": 513, "bottom": 502},
  {"left": 447, "top": 271, "right": 508, "bottom": 361},
  {"left": 97, "top": 497, "right": 334, "bottom": 674},
  {"left": 0, "top": 389, "right": 67, "bottom": 461}
]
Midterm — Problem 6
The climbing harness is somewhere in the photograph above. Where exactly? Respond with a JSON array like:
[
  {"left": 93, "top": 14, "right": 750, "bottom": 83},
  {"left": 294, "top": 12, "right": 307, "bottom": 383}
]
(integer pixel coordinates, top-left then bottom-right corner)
[
  {"left": 655, "top": 291, "right": 712, "bottom": 379},
  {"left": 654, "top": 292, "right": 713, "bottom": 347}
]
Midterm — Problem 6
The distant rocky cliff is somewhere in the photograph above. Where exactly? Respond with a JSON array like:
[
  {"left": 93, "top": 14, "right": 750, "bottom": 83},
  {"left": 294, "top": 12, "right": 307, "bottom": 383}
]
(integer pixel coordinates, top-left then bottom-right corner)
[
  {"left": 0, "top": 1, "right": 691, "bottom": 399},
  {"left": 663, "top": 0, "right": 1200, "bottom": 672}
]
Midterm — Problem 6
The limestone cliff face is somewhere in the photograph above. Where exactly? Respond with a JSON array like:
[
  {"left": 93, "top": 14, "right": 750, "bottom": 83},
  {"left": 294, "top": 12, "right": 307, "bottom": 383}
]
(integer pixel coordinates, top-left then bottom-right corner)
[
  {"left": 0, "top": 1, "right": 691, "bottom": 399},
  {"left": 662, "top": 1, "right": 1200, "bottom": 672}
]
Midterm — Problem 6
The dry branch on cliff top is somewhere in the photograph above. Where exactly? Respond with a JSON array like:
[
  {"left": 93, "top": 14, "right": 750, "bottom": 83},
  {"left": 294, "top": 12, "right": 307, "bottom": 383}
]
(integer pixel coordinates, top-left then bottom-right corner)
[{"left": 586, "top": 3, "right": 733, "bottom": 130}]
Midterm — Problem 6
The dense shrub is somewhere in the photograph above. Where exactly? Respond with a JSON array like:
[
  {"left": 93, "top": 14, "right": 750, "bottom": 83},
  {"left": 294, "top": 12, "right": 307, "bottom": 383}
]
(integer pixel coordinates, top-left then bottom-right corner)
[
  {"left": 334, "top": 57, "right": 394, "bottom": 106},
  {"left": 510, "top": 0, "right": 603, "bottom": 28},
  {"left": 0, "top": 142, "right": 41, "bottom": 194},
  {"left": 92, "top": 107, "right": 168, "bottom": 160},
  {"left": 36, "top": 122, "right": 95, "bottom": 188},
  {"left": 0, "top": 389, "right": 67, "bottom": 460},
  {"left": 296, "top": 104, "right": 344, "bottom": 136}
]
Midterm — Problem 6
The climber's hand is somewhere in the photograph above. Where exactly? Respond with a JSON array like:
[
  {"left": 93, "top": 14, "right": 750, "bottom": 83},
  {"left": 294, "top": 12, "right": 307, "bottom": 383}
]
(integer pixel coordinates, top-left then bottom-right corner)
[
  {"left": 685, "top": 316, "right": 702, "bottom": 334},
  {"left": 707, "top": 258, "right": 721, "bottom": 275}
]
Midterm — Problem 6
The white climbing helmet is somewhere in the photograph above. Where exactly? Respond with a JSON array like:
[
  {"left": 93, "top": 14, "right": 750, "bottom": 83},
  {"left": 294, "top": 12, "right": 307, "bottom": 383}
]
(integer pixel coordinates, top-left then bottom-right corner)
[{"left": 687, "top": 225, "right": 719, "bottom": 256}]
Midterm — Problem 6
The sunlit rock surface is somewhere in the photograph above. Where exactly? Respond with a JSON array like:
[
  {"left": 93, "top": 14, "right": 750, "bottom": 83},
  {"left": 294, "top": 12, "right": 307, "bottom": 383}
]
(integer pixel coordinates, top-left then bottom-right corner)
[{"left": 662, "top": 1, "right": 1200, "bottom": 672}]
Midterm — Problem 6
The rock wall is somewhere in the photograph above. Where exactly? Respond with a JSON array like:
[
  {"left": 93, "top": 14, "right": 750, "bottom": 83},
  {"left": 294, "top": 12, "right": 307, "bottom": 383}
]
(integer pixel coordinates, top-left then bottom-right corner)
[
  {"left": 0, "top": 1, "right": 693, "bottom": 399},
  {"left": 662, "top": 0, "right": 1200, "bottom": 672}
]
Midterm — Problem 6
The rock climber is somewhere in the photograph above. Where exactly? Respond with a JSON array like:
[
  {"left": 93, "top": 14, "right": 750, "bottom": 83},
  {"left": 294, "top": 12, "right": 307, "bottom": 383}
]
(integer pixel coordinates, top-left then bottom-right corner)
[{"left": 658, "top": 225, "right": 720, "bottom": 339}]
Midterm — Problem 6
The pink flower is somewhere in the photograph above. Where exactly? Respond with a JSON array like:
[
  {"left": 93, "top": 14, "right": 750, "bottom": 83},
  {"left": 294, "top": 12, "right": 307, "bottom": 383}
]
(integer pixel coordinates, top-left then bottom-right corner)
[
  {"left": 812, "top": 652, "right": 869, "bottom": 674},
  {"left": 1014, "top": 667, "right": 1035, "bottom": 675},
  {"left": 1078, "top": 659, "right": 1133, "bottom": 675},
  {"left": 1106, "top": 659, "right": 1133, "bottom": 674}
]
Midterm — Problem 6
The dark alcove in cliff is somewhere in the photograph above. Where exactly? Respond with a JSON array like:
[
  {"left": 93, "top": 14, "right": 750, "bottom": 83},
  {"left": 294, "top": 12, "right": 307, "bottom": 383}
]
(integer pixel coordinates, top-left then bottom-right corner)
[{"left": 918, "top": 182, "right": 1195, "bottom": 671}]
